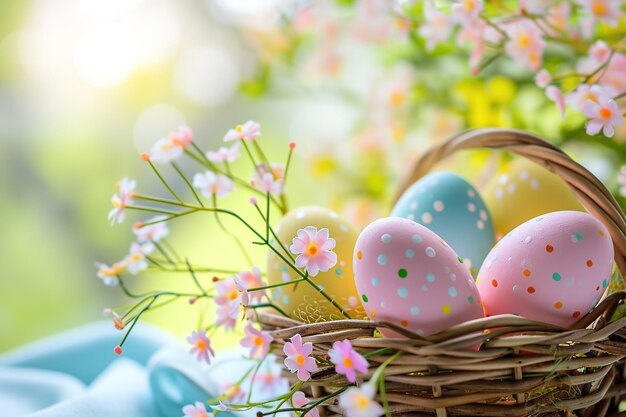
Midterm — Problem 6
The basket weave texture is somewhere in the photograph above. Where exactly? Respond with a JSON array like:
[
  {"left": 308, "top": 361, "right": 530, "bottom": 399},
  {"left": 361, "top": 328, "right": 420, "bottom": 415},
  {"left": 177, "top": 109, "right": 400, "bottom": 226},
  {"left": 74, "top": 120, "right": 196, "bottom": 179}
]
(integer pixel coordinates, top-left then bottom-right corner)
[{"left": 258, "top": 128, "right": 626, "bottom": 417}]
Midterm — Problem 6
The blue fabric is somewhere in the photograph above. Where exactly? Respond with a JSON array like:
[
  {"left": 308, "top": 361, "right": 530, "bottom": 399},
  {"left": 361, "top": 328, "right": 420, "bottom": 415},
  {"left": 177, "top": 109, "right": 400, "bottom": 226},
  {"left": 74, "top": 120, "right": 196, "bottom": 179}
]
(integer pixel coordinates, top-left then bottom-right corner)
[{"left": 0, "top": 322, "right": 252, "bottom": 417}]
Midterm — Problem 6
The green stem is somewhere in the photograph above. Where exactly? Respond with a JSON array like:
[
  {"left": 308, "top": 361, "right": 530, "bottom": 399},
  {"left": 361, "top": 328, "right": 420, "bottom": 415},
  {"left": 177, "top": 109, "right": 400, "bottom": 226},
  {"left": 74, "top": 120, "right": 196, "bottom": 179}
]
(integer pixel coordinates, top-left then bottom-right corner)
[
  {"left": 153, "top": 241, "right": 175, "bottom": 265},
  {"left": 147, "top": 160, "right": 182, "bottom": 203},
  {"left": 171, "top": 161, "right": 204, "bottom": 207},
  {"left": 186, "top": 258, "right": 207, "bottom": 295},
  {"left": 247, "top": 303, "right": 290, "bottom": 318}
]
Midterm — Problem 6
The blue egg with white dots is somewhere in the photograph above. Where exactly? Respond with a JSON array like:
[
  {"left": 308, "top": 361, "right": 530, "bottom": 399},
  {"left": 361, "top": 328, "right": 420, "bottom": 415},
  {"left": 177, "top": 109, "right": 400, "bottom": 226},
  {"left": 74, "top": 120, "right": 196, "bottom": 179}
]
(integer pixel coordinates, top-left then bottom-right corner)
[{"left": 391, "top": 171, "right": 495, "bottom": 273}]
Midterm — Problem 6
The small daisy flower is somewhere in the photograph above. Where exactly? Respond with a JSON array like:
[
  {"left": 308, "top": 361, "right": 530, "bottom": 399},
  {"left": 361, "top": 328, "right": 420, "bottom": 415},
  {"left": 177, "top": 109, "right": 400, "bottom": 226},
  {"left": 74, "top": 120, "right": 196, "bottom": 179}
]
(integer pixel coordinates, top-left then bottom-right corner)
[
  {"left": 215, "top": 301, "right": 240, "bottom": 331},
  {"left": 133, "top": 216, "right": 169, "bottom": 243},
  {"left": 123, "top": 242, "right": 150, "bottom": 275},
  {"left": 418, "top": 1, "right": 453, "bottom": 51},
  {"left": 206, "top": 142, "right": 241, "bottom": 163},
  {"left": 283, "top": 334, "right": 318, "bottom": 381},
  {"left": 535, "top": 69, "right": 552, "bottom": 88},
  {"left": 224, "top": 120, "right": 261, "bottom": 142},
  {"left": 169, "top": 125, "right": 193, "bottom": 148},
  {"left": 452, "top": 0, "right": 483, "bottom": 23},
  {"left": 456, "top": 19, "right": 486, "bottom": 72},
  {"left": 504, "top": 20, "right": 545, "bottom": 71},
  {"left": 583, "top": 98, "right": 624, "bottom": 137},
  {"left": 108, "top": 178, "right": 137, "bottom": 225},
  {"left": 618, "top": 166, "right": 626, "bottom": 197},
  {"left": 565, "top": 84, "right": 612, "bottom": 111},
  {"left": 254, "top": 365, "right": 287, "bottom": 396},
  {"left": 578, "top": 40, "right": 612, "bottom": 73},
  {"left": 240, "top": 322, "right": 273, "bottom": 359},
  {"left": 186, "top": 329, "right": 215, "bottom": 364},
  {"left": 338, "top": 383, "right": 384, "bottom": 417},
  {"left": 577, "top": 0, "right": 621, "bottom": 26},
  {"left": 193, "top": 171, "right": 234, "bottom": 198},
  {"left": 250, "top": 162, "right": 286, "bottom": 197},
  {"left": 290, "top": 227, "right": 337, "bottom": 277},
  {"left": 96, "top": 262, "right": 125, "bottom": 286},
  {"left": 328, "top": 340, "right": 369, "bottom": 383},
  {"left": 234, "top": 266, "right": 266, "bottom": 302},
  {"left": 182, "top": 402, "right": 213, "bottom": 417},
  {"left": 291, "top": 391, "right": 320, "bottom": 417},
  {"left": 545, "top": 86, "right": 566, "bottom": 117}
]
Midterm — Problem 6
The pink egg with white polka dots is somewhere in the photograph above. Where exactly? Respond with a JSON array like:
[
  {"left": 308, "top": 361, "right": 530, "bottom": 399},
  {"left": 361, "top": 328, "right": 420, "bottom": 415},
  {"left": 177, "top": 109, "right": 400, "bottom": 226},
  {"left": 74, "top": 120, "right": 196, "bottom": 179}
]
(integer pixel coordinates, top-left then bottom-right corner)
[
  {"left": 476, "top": 211, "right": 614, "bottom": 328},
  {"left": 353, "top": 217, "right": 484, "bottom": 338}
]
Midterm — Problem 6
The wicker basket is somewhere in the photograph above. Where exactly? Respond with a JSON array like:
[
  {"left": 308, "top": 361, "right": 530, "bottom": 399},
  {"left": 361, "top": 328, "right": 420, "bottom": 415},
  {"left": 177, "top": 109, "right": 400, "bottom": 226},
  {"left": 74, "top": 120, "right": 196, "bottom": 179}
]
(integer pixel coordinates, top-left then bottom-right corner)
[{"left": 257, "top": 128, "right": 626, "bottom": 417}]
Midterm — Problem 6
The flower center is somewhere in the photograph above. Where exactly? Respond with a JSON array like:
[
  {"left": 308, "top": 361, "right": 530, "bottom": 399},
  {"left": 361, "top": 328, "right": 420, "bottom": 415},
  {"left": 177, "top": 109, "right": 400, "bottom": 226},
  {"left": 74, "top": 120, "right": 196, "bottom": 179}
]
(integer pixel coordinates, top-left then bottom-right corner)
[
  {"left": 585, "top": 92, "right": 599, "bottom": 103},
  {"left": 517, "top": 34, "right": 530, "bottom": 48},
  {"left": 254, "top": 336, "right": 264, "bottom": 346},
  {"left": 343, "top": 357, "right": 353, "bottom": 368},
  {"left": 356, "top": 395, "right": 369, "bottom": 409},
  {"left": 306, "top": 242, "right": 319, "bottom": 256},
  {"left": 464, "top": 0, "right": 476, "bottom": 11},
  {"left": 296, "top": 354, "right": 305, "bottom": 365},
  {"left": 131, "top": 253, "right": 142, "bottom": 262},
  {"left": 592, "top": 1, "right": 607, "bottom": 16},
  {"left": 599, "top": 107, "right": 613, "bottom": 119},
  {"left": 229, "top": 291, "right": 239, "bottom": 301},
  {"left": 389, "top": 91, "right": 406, "bottom": 107},
  {"left": 196, "top": 339, "right": 207, "bottom": 350},
  {"left": 235, "top": 125, "right": 243, "bottom": 133}
]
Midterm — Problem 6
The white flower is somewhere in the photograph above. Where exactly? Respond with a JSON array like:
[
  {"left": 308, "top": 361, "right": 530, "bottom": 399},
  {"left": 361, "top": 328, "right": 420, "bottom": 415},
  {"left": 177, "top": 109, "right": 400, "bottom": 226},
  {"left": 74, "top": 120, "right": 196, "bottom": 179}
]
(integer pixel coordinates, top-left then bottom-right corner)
[
  {"left": 565, "top": 84, "right": 613, "bottom": 111},
  {"left": 338, "top": 383, "right": 384, "bottom": 417},
  {"left": 224, "top": 120, "right": 261, "bottom": 142},
  {"left": 418, "top": 1, "right": 453, "bottom": 51},
  {"left": 124, "top": 243, "right": 150, "bottom": 275},
  {"left": 251, "top": 172, "right": 284, "bottom": 197},
  {"left": 193, "top": 171, "right": 234, "bottom": 198},
  {"left": 534, "top": 69, "right": 552, "bottom": 88},
  {"left": 133, "top": 216, "right": 169, "bottom": 243},
  {"left": 96, "top": 262, "right": 125, "bottom": 286},
  {"left": 149, "top": 126, "right": 193, "bottom": 163},
  {"left": 206, "top": 142, "right": 241, "bottom": 163},
  {"left": 107, "top": 178, "right": 137, "bottom": 225}
]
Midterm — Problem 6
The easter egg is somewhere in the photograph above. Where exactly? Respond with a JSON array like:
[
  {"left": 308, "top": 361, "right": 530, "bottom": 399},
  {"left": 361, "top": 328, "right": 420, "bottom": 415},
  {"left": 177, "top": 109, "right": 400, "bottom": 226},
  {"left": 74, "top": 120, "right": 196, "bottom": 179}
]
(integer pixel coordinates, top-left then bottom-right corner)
[
  {"left": 353, "top": 217, "right": 484, "bottom": 337},
  {"left": 391, "top": 171, "right": 495, "bottom": 271},
  {"left": 266, "top": 206, "right": 364, "bottom": 322},
  {"left": 482, "top": 159, "right": 584, "bottom": 239},
  {"left": 476, "top": 211, "right": 614, "bottom": 328}
]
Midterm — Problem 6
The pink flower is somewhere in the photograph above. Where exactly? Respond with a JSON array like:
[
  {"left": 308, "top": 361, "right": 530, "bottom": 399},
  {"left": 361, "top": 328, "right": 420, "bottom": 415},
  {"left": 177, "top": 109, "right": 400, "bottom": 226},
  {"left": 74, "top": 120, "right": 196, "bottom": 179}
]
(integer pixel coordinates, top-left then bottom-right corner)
[
  {"left": 240, "top": 322, "right": 273, "bottom": 359},
  {"left": 452, "top": 0, "right": 483, "bottom": 23},
  {"left": 599, "top": 53, "right": 626, "bottom": 93},
  {"left": 546, "top": 86, "right": 566, "bottom": 117},
  {"left": 133, "top": 216, "right": 169, "bottom": 243},
  {"left": 149, "top": 126, "right": 193, "bottom": 164},
  {"left": 456, "top": 19, "right": 486, "bottom": 71},
  {"left": 535, "top": 69, "right": 552, "bottom": 88},
  {"left": 215, "top": 301, "right": 240, "bottom": 331},
  {"left": 578, "top": 40, "right": 612, "bottom": 73},
  {"left": 214, "top": 277, "right": 241, "bottom": 307},
  {"left": 289, "top": 227, "right": 337, "bottom": 277},
  {"left": 224, "top": 120, "right": 261, "bottom": 141},
  {"left": 519, "top": 0, "right": 551, "bottom": 13},
  {"left": 577, "top": 0, "right": 622, "bottom": 26},
  {"left": 618, "top": 166, "right": 626, "bottom": 197},
  {"left": 338, "top": 383, "right": 384, "bottom": 417},
  {"left": 186, "top": 329, "right": 215, "bottom": 364},
  {"left": 328, "top": 340, "right": 369, "bottom": 383},
  {"left": 254, "top": 367, "right": 287, "bottom": 396},
  {"left": 283, "top": 334, "right": 318, "bottom": 381},
  {"left": 291, "top": 391, "right": 320, "bottom": 417},
  {"left": 251, "top": 172, "right": 284, "bottom": 197},
  {"left": 220, "top": 383, "right": 246, "bottom": 402},
  {"left": 418, "top": 1, "right": 453, "bottom": 51},
  {"left": 583, "top": 98, "right": 624, "bottom": 137},
  {"left": 234, "top": 266, "right": 266, "bottom": 302},
  {"left": 182, "top": 402, "right": 213, "bottom": 417},
  {"left": 108, "top": 177, "right": 137, "bottom": 225},
  {"left": 565, "top": 84, "right": 612, "bottom": 111},
  {"left": 504, "top": 21, "right": 545, "bottom": 71},
  {"left": 206, "top": 142, "right": 241, "bottom": 163},
  {"left": 193, "top": 171, "right": 234, "bottom": 198}
]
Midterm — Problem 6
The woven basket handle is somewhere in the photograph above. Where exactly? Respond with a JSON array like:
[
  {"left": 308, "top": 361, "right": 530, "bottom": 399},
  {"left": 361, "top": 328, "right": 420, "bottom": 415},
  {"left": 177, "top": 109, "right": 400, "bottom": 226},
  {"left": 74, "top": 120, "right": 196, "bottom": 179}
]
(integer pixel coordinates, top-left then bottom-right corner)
[{"left": 393, "top": 127, "right": 626, "bottom": 279}]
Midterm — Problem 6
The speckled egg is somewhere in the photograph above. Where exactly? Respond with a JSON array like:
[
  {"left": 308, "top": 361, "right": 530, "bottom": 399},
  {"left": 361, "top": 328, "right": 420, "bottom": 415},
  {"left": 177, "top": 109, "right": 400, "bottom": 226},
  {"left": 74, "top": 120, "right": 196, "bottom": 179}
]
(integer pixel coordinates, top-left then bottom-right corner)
[
  {"left": 391, "top": 171, "right": 495, "bottom": 272},
  {"left": 482, "top": 159, "right": 584, "bottom": 239},
  {"left": 267, "top": 206, "right": 364, "bottom": 322},
  {"left": 477, "top": 211, "right": 614, "bottom": 328},
  {"left": 353, "top": 217, "right": 484, "bottom": 338}
]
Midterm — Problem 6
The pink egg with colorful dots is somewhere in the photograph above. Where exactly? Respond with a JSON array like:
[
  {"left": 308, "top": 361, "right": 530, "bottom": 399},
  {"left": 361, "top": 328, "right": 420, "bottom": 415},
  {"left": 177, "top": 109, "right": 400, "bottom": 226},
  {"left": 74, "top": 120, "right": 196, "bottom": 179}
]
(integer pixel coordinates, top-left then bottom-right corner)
[
  {"left": 353, "top": 217, "right": 484, "bottom": 338},
  {"left": 476, "top": 211, "right": 614, "bottom": 328}
]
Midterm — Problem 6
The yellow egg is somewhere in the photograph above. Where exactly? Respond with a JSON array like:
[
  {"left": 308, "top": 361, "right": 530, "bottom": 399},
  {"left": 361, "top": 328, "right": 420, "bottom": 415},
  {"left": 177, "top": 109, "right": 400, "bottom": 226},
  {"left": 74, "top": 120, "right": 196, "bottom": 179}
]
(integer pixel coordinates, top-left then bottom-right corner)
[
  {"left": 266, "top": 206, "right": 364, "bottom": 322},
  {"left": 482, "top": 159, "right": 584, "bottom": 239}
]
